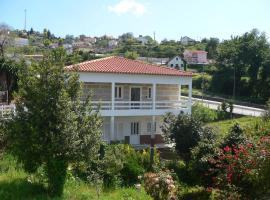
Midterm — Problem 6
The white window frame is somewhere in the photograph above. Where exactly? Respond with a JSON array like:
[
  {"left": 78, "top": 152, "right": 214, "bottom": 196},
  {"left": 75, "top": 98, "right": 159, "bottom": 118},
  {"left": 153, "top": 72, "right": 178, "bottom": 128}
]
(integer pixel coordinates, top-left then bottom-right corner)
[
  {"left": 115, "top": 85, "right": 123, "bottom": 99},
  {"left": 146, "top": 87, "right": 152, "bottom": 99},
  {"left": 131, "top": 122, "right": 140, "bottom": 135}
]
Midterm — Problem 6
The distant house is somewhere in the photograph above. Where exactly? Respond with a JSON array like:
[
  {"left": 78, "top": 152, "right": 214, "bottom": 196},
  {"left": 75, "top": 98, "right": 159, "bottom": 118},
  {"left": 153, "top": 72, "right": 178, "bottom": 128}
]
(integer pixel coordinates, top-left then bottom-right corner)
[
  {"left": 108, "top": 40, "right": 118, "bottom": 48},
  {"left": 167, "top": 55, "right": 184, "bottom": 70},
  {"left": 137, "top": 57, "right": 169, "bottom": 65},
  {"left": 136, "top": 35, "right": 148, "bottom": 45},
  {"left": 180, "top": 36, "right": 195, "bottom": 45},
  {"left": 183, "top": 50, "right": 208, "bottom": 65},
  {"left": 49, "top": 43, "right": 58, "bottom": 49},
  {"left": 14, "top": 38, "right": 29, "bottom": 46},
  {"left": 63, "top": 44, "right": 73, "bottom": 54},
  {"left": 83, "top": 37, "right": 96, "bottom": 44}
]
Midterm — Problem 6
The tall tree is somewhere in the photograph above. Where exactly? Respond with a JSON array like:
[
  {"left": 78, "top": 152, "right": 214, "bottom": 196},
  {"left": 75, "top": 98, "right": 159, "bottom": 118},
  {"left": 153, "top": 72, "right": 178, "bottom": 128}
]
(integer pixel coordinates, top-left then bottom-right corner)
[
  {"left": 0, "top": 23, "right": 13, "bottom": 57},
  {"left": 6, "top": 48, "right": 102, "bottom": 196}
]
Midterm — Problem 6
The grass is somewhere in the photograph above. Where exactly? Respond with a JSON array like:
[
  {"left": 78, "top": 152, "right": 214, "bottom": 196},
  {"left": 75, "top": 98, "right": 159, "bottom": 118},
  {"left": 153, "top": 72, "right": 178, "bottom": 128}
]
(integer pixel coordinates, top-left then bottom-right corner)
[
  {"left": 0, "top": 154, "right": 152, "bottom": 200},
  {"left": 206, "top": 116, "right": 259, "bottom": 136}
]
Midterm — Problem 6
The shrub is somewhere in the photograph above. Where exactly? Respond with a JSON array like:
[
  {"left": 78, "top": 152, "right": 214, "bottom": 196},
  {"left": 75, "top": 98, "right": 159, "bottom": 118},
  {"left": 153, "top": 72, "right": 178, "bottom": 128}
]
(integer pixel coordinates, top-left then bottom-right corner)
[
  {"left": 6, "top": 49, "right": 102, "bottom": 196},
  {"left": 192, "top": 74, "right": 212, "bottom": 90},
  {"left": 190, "top": 127, "right": 220, "bottom": 185},
  {"left": 262, "top": 99, "right": 270, "bottom": 120},
  {"left": 121, "top": 157, "right": 144, "bottom": 186},
  {"left": 217, "top": 101, "right": 234, "bottom": 120},
  {"left": 221, "top": 123, "right": 248, "bottom": 148},
  {"left": 192, "top": 103, "right": 218, "bottom": 123},
  {"left": 161, "top": 113, "right": 203, "bottom": 161},
  {"left": 144, "top": 170, "right": 177, "bottom": 200}
]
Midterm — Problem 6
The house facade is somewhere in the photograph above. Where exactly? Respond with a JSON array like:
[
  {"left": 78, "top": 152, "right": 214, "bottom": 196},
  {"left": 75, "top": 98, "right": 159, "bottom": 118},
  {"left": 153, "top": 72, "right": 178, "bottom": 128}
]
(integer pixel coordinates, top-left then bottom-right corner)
[
  {"left": 180, "top": 36, "right": 195, "bottom": 45},
  {"left": 183, "top": 50, "right": 208, "bottom": 65},
  {"left": 167, "top": 55, "right": 184, "bottom": 70},
  {"left": 67, "top": 56, "right": 193, "bottom": 146}
]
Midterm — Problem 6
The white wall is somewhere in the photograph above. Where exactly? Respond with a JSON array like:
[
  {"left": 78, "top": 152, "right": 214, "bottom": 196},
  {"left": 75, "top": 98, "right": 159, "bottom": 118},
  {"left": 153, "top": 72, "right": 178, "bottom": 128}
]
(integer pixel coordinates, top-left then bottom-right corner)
[
  {"left": 167, "top": 56, "right": 184, "bottom": 70},
  {"left": 102, "top": 116, "right": 163, "bottom": 141}
]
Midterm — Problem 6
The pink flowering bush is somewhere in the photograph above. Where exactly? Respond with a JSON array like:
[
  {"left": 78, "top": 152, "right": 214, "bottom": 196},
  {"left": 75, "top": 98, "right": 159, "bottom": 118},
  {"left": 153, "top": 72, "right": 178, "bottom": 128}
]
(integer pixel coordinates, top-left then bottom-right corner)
[
  {"left": 143, "top": 170, "right": 177, "bottom": 200},
  {"left": 208, "top": 133, "right": 270, "bottom": 199}
]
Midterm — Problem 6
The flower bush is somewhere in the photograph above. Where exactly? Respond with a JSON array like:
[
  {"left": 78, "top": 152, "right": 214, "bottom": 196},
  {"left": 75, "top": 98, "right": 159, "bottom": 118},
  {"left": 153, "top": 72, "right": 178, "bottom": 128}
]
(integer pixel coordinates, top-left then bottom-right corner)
[
  {"left": 143, "top": 170, "right": 177, "bottom": 200},
  {"left": 208, "top": 133, "right": 270, "bottom": 199}
]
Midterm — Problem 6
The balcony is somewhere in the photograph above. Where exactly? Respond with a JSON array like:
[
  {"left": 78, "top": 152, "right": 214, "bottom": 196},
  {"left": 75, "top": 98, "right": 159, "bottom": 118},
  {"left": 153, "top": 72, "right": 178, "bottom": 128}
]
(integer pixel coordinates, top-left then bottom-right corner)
[{"left": 91, "top": 99, "right": 190, "bottom": 116}]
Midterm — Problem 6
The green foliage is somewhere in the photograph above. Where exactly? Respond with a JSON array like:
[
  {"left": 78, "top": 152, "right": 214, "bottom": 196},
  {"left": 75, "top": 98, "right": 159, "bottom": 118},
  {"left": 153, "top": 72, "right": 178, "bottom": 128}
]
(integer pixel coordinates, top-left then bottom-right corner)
[
  {"left": 161, "top": 113, "right": 203, "bottom": 161},
  {"left": 121, "top": 156, "right": 144, "bottom": 186},
  {"left": 190, "top": 127, "right": 220, "bottom": 185},
  {"left": 262, "top": 99, "right": 270, "bottom": 120},
  {"left": 221, "top": 123, "right": 248, "bottom": 148},
  {"left": 211, "top": 29, "right": 270, "bottom": 102},
  {"left": 192, "top": 103, "right": 218, "bottom": 123},
  {"left": 124, "top": 51, "right": 139, "bottom": 60},
  {"left": 5, "top": 48, "right": 102, "bottom": 196},
  {"left": 217, "top": 101, "right": 233, "bottom": 120},
  {"left": 192, "top": 74, "right": 212, "bottom": 91},
  {"left": 0, "top": 154, "right": 152, "bottom": 200},
  {"left": 73, "top": 144, "right": 160, "bottom": 188}
]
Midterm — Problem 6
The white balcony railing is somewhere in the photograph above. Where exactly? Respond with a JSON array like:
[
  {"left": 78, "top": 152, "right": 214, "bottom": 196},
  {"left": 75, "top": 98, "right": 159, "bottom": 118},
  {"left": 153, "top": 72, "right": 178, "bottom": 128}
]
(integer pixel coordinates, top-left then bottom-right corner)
[
  {"left": 0, "top": 100, "right": 190, "bottom": 118},
  {"left": 91, "top": 100, "right": 189, "bottom": 111}
]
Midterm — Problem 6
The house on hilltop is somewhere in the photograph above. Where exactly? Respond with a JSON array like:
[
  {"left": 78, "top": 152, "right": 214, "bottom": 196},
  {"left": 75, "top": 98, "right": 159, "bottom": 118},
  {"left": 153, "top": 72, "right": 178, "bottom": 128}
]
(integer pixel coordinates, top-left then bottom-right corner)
[
  {"left": 167, "top": 55, "right": 185, "bottom": 70},
  {"left": 183, "top": 50, "right": 208, "bottom": 65},
  {"left": 180, "top": 36, "right": 195, "bottom": 45},
  {"left": 67, "top": 56, "right": 193, "bottom": 146}
]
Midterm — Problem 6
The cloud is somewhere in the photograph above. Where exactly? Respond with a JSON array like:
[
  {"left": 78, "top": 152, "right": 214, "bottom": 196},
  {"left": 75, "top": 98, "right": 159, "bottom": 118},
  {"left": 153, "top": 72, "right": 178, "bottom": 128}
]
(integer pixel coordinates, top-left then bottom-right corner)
[{"left": 108, "top": 0, "right": 146, "bottom": 17}]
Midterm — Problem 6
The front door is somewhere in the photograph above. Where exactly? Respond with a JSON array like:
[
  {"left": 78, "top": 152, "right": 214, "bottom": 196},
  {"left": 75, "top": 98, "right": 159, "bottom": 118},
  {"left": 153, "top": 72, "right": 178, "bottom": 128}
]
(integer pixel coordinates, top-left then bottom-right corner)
[
  {"left": 130, "top": 87, "right": 141, "bottom": 109},
  {"left": 130, "top": 122, "right": 140, "bottom": 144}
]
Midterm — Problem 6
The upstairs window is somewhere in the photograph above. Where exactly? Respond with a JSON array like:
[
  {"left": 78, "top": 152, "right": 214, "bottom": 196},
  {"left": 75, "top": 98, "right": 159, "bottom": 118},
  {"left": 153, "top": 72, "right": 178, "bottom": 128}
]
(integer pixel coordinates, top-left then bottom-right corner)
[{"left": 115, "top": 86, "right": 123, "bottom": 99}]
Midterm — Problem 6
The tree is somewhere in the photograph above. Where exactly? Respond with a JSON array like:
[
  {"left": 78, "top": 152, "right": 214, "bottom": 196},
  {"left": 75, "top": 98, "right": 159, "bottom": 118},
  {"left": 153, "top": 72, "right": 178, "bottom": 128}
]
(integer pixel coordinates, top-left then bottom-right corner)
[
  {"left": 204, "top": 37, "right": 219, "bottom": 59},
  {"left": 0, "top": 57, "right": 20, "bottom": 102},
  {"left": 124, "top": 51, "right": 138, "bottom": 60},
  {"left": 0, "top": 23, "right": 14, "bottom": 57},
  {"left": 161, "top": 113, "right": 203, "bottom": 161},
  {"left": 213, "top": 29, "right": 270, "bottom": 100},
  {"left": 6, "top": 48, "right": 102, "bottom": 196}
]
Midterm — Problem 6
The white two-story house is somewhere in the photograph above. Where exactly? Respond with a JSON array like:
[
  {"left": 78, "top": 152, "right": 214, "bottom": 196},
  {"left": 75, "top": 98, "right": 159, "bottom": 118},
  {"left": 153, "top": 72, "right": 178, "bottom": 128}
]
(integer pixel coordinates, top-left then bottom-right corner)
[{"left": 67, "top": 56, "right": 193, "bottom": 145}]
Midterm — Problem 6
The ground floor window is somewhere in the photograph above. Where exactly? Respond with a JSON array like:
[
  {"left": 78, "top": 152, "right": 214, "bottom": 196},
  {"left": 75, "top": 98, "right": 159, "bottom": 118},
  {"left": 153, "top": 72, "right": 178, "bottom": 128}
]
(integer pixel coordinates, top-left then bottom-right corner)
[
  {"left": 131, "top": 122, "right": 140, "bottom": 135},
  {"left": 147, "top": 122, "right": 156, "bottom": 133}
]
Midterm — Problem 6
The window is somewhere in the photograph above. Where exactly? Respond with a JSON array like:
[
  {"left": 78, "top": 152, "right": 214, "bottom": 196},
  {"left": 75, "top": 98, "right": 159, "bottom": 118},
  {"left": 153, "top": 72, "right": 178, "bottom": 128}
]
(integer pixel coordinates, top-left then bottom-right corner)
[
  {"left": 147, "top": 122, "right": 156, "bottom": 133},
  {"left": 115, "top": 86, "right": 123, "bottom": 99},
  {"left": 147, "top": 87, "right": 152, "bottom": 99},
  {"left": 170, "top": 64, "right": 174, "bottom": 67},
  {"left": 131, "top": 122, "right": 140, "bottom": 135},
  {"left": 176, "top": 57, "right": 178, "bottom": 60}
]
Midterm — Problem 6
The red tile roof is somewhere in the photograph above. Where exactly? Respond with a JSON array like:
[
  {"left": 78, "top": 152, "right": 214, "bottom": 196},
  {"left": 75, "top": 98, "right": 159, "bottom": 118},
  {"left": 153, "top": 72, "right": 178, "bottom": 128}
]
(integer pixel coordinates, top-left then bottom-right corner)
[{"left": 66, "top": 56, "right": 192, "bottom": 77}]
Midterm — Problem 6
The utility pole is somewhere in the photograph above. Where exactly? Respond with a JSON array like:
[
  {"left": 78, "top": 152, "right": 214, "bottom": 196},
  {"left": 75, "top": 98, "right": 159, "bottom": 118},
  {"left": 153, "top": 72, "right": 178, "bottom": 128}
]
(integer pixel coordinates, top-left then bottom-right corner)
[
  {"left": 202, "top": 64, "right": 205, "bottom": 103},
  {"left": 153, "top": 31, "right": 156, "bottom": 41},
  {"left": 24, "top": 9, "right": 27, "bottom": 31}
]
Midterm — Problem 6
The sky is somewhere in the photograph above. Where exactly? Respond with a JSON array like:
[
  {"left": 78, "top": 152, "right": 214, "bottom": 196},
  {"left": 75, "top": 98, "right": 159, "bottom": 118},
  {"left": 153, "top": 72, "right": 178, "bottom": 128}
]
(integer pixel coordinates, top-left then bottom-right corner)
[{"left": 1, "top": 0, "right": 270, "bottom": 41}]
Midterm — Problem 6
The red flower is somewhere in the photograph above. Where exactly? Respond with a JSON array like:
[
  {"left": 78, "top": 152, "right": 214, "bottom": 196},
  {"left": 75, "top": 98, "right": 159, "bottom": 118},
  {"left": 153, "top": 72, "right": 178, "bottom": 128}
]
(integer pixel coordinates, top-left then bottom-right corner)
[{"left": 224, "top": 146, "right": 231, "bottom": 152}]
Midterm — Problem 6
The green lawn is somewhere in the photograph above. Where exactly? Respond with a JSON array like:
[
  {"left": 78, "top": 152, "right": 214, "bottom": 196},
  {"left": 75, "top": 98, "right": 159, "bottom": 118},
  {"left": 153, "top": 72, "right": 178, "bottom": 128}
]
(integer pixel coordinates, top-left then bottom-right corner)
[
  {"left": 0, "top": 155, "right": 152, "bottom": 200},
  {"left": 206, "top": 116, "right": 259, "bottom": 136}
]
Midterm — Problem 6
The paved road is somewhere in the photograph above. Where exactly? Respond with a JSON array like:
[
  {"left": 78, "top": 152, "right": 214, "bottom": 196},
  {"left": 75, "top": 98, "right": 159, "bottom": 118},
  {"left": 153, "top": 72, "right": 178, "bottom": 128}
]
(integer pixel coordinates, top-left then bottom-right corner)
[{"left": 183, "top": 97, "right": 266, "bottom": 117}]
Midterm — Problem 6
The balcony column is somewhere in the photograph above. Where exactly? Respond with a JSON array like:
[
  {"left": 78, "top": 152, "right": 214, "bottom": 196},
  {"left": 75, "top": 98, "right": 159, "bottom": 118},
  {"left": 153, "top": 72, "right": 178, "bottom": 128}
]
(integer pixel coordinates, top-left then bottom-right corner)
[
  {"left": 111, "top": 82, "right": 115, "bottom": 111},
  {"left": 150, "top": 115, "right": 156, "bottom": 169},
  {"left": 178, "top": 84, "right": 181, "bottom": 101},
  {"left": 188, "top": 81, "right": 192, "bottom": 114},
  {"left": 152, "top": 83, "right": 156, "bottom": 110},
  {"left": 111, "top": 82, "right": 115, "bottom": 142},
  {"left": 110, "top": 116, "right": 115, "bottom": 142}
]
